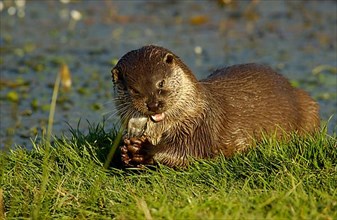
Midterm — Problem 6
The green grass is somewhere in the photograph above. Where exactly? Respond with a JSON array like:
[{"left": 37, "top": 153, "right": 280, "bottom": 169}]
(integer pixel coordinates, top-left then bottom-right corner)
[{"left": 1, "top": 123, "right": 336, "bottom": 219}]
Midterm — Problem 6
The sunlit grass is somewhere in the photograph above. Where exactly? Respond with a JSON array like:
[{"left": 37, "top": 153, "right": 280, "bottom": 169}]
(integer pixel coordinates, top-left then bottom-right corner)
[
  {"left": 1, "top": 122, "right": 336, "bottom": 219},
  {"left": 32, "top": 64, "right": 62, "bottom": 218}
]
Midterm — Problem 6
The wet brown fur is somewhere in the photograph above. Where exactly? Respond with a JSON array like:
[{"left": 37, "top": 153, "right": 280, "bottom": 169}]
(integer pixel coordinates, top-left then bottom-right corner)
[{"left": 111, "top": 45, "right": 320, "bottom": 167}]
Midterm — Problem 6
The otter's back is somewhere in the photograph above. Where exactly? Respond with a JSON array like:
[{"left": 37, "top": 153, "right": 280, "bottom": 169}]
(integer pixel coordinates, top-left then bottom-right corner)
[{"left": 200, "top": 63, "right": 319, "bottom": 140}]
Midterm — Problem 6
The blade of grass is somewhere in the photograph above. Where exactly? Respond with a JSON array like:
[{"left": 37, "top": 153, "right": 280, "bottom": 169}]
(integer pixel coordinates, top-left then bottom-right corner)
[
  {"left": 33, "top": 67, "right": 61, "bottom": 217},
  {"left": 47, "top": 69, "right": 61, "bottom": 143},
  {"left": 104, "top": 123, "right": 125, "bottom": 169},
  {"left": 0, "top": 189, "right": 4, "bottom": 219}
]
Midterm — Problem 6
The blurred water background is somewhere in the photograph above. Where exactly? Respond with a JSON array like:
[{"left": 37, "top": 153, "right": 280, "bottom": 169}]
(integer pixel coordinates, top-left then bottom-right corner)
[{"left": 0, "top": 0, "right": 336, "bottom": 149}]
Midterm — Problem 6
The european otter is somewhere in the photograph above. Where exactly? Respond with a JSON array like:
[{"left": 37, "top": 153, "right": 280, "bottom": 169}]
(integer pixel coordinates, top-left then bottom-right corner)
[{"left": 111, "top": 45, "right": 320, "bottom": 167}]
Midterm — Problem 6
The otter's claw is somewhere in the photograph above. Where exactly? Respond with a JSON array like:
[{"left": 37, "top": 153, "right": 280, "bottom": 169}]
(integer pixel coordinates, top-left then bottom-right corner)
[
  {"left": 127, "top": 117, "right": 148, "bottom": 137},
  {"left": 120, "top": 136, "right": 154, "bottom": 167}
]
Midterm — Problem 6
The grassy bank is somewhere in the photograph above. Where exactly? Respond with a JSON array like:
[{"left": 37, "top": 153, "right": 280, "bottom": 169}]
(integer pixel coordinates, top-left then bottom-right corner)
[{"left": 1, "top": 123, "right": 336, "bottom": 219}]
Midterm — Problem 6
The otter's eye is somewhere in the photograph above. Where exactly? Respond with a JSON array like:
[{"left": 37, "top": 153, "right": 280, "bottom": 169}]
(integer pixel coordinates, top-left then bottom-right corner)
[
  {"left": 158, "top": 80, "right": 165, "bottom": 88},
  {"left": 129, "top": 87, "right": 140, "bottom": 96}
]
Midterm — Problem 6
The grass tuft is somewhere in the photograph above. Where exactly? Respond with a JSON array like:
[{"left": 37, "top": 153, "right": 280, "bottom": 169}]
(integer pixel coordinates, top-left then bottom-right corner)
[{"left": 1, "top": 123, "right": 336, "bottom": 219}]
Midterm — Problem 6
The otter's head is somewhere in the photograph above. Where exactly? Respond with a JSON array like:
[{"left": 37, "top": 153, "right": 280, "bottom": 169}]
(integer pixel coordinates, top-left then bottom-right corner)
[{"left": 111, "top": 45, "right": 196, "bottom": 124}]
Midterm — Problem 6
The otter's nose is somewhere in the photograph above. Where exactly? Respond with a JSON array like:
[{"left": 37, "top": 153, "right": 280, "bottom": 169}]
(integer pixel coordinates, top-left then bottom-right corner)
[{"left": 146, "top": 101, "right": 163, "bottom": 112}]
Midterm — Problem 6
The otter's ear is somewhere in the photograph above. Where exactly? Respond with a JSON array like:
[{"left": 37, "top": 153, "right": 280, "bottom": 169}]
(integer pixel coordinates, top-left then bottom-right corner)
[
  {"left": 111, "top": 68, "right": 120, "bottom": 84},
  {"left": 164, "top": 53, "right": 174, "bottom": 65}
]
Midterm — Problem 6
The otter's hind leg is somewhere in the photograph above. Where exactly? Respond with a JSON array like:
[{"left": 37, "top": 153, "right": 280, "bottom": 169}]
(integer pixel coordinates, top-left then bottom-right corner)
[{"left": 296, "top": 90, "right": 320, "bottom": 134}]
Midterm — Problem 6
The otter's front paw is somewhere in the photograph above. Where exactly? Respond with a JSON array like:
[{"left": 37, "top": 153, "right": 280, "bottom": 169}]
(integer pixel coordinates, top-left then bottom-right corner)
[{"left": 120, "top": 136, "right": 154, "bottom": 167}]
